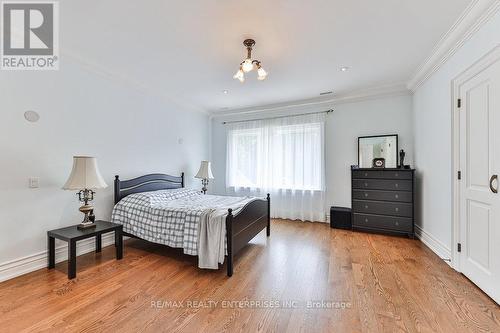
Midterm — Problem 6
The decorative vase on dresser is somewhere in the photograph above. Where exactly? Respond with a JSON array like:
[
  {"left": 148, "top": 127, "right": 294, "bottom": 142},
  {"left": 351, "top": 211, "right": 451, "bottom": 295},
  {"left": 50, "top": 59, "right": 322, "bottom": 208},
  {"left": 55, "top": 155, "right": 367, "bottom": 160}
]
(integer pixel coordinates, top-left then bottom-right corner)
[{"left": 351, "top": 167, "right": 415, "bottom": 238}]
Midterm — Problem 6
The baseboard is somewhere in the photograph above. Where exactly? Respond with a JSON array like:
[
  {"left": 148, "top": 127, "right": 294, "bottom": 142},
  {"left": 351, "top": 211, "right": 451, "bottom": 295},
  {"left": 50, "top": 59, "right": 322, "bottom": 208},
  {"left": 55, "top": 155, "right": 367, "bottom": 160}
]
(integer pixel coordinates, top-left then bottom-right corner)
[
  {"left": 415, "top": 225, "right": 452, "bottom": 266},
  {"left": 0, "top": 233, "right": 116, "bottom": 283}
]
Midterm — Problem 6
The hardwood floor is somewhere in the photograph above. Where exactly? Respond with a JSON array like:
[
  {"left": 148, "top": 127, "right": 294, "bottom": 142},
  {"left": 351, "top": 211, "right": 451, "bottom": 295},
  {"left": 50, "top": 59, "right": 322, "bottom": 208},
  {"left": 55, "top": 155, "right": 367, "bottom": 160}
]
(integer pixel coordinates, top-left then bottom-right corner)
[{"left": 1, "top": 219, "right": 499, "bottom": 332}]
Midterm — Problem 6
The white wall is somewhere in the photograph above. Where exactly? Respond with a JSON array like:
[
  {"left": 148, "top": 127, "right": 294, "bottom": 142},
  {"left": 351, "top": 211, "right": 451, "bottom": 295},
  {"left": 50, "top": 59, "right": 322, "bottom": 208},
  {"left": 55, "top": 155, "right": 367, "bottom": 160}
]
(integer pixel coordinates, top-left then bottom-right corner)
[
  {"left": 210, "top": 94, "right": 414, "bottom": 214},
  {"left": 412, "top": 9, "right": 500, "bottom": 255},
  {"left": 326, "top": 95, "right": 414, "bottom": 208},
  {"left": 0, "top": 58, "right": 209, "bottom": 268}
]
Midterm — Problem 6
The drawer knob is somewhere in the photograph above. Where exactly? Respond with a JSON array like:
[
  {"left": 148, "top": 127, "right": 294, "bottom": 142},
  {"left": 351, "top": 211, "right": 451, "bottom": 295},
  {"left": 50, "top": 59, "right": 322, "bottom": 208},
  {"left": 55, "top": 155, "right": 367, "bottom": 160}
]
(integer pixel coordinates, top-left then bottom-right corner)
[
  {"left": 364, "top": 183, "right": 368, "bottom": 187},
  {"left": 395, "top": 207, "right": 399, "bottom": 212},
  {"left": 365, "top": 205, "right": 369, "bottom": 209},
  {"left": 395, "top": 222, "right": 399, "bottom": 226},
  {"left": 364, "top": 193, "right": 368, "bottom": 197},
  {"left": 364, "top": 173, "right": 368, "bottom": 177},
  {"left": 365, "top": 218, "right": 369, "bottom": 223},
  {"left": 395, "top": 194, "right": 399, "bottom": 199},
  {"left": 395, "top": 183, "right": 399, "bottom": 188},
  {"left": 395, "top": 173, "right": 399, "bottom": 177}
]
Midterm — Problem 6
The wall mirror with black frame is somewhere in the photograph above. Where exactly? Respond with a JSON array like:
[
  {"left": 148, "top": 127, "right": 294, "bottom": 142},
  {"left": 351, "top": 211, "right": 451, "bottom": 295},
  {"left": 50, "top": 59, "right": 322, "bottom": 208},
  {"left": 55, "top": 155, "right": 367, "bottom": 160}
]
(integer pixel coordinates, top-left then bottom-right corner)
[{"left": 358, "top": 134, "right": 398, "bottom": 168}]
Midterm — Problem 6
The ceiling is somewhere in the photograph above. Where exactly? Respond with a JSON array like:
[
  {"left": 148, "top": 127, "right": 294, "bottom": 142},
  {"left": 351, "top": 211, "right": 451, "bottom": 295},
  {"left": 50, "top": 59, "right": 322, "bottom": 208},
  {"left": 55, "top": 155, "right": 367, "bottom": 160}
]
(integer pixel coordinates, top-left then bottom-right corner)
[{"left": 61, "top": 0, "right": 473, "bottom": 113}]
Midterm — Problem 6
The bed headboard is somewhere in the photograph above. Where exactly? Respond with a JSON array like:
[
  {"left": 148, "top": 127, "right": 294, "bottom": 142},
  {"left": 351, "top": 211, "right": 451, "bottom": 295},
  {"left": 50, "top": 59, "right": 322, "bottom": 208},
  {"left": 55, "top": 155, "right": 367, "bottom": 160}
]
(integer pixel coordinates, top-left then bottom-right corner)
[{"left": 114, "top": 173, "right": 184, "bottom": 204}]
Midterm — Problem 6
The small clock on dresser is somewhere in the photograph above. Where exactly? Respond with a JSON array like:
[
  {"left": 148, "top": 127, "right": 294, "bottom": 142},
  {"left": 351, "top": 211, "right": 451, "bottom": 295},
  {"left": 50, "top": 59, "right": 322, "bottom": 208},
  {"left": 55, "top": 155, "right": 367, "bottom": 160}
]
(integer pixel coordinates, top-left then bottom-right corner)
[{"left": 372, "top": 158, "right": 385, "bottom": 168}]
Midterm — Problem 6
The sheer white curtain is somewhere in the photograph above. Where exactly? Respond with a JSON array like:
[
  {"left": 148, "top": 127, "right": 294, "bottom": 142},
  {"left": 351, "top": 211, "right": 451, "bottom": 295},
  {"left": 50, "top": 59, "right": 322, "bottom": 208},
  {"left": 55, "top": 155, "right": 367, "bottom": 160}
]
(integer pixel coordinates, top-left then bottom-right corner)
[{"left": 226, "top": 113, "right": 326, "bottom": 222}]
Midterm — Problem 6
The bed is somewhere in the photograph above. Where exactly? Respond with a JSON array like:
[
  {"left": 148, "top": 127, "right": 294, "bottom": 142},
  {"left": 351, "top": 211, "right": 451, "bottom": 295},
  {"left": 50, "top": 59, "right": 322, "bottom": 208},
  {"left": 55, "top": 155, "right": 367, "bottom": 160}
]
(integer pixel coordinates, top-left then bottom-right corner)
[{"left": 111, "top": 173, "right": 270, "bottom": 276}]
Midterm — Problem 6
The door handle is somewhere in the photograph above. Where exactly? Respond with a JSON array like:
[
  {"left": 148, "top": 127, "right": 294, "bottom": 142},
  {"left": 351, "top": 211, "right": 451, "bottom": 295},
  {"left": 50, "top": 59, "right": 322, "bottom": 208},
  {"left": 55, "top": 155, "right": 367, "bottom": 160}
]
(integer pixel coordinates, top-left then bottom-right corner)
[{"left": 490, "top": 175, "right": 498, "bottom": 194}]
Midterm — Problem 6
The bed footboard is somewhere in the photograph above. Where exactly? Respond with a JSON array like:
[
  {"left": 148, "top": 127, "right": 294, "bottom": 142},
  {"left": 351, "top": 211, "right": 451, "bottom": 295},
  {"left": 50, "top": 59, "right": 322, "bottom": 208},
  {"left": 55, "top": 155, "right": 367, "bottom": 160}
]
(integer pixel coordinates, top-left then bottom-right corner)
[{"left": 226, "top": 194, "right": 270, "bottom": 277}]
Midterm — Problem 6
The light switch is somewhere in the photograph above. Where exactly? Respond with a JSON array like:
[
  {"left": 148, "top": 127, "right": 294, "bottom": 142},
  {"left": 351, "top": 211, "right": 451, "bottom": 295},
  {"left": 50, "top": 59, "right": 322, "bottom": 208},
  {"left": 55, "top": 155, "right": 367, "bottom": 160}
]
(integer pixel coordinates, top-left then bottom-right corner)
[{"left": 29, "top": 177, "right": 39, "bottom": 188}]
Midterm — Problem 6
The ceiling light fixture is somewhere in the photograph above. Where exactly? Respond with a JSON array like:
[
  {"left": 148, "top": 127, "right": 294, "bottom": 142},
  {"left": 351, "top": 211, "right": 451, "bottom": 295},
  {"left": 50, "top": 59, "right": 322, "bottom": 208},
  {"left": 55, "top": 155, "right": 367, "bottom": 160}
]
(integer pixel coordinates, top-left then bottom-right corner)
[
  {"left": 340, "top": 66, "right": 350, "bottom": 72},
  {"left": 233, "top": 39, "right": 268, "bottom": 82},
  {"left": 223, "top": 90, "right": 229, "bottom": 94}
]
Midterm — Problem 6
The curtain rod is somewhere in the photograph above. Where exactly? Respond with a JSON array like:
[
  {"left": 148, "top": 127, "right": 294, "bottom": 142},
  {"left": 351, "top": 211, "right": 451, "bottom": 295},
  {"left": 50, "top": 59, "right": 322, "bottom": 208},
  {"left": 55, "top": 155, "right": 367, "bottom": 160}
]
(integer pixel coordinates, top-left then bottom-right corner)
[{"left": 222, "top": 109, "right": 334, "bottom": 125}]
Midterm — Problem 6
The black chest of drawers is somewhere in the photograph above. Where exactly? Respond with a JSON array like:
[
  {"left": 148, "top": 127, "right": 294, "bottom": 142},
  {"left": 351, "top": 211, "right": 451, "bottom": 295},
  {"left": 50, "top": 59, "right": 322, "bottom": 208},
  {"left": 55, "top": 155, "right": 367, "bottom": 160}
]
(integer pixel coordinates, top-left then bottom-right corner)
[{"left": 351, "top": 168, "right": 415, "bottom": 238}]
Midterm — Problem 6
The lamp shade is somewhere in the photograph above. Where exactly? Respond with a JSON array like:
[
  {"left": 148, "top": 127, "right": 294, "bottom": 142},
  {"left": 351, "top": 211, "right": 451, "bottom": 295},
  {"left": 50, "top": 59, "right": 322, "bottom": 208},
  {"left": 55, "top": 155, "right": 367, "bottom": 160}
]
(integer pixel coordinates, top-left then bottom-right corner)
[
  {"left": 63, "top": 156, "right": 108, "bottom": 190},
  {"left": 195, "top": 161, "right": 214, "bottom": 180}
]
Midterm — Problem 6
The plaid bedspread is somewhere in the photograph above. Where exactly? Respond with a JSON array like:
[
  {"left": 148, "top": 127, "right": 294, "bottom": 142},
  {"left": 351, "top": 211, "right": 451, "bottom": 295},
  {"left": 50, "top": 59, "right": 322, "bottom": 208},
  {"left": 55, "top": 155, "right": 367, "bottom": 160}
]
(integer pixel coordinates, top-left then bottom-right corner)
[{"left": 111, "top": 188, "right": 255, "bottom": 257}]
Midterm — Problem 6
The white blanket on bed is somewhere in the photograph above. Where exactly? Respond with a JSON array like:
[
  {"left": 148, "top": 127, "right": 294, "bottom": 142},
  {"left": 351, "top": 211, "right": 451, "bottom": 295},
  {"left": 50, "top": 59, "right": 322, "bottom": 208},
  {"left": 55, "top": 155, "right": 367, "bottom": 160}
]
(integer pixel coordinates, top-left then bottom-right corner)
[{"left": 197, "top": 198, "right": 253, "bottom": 269}]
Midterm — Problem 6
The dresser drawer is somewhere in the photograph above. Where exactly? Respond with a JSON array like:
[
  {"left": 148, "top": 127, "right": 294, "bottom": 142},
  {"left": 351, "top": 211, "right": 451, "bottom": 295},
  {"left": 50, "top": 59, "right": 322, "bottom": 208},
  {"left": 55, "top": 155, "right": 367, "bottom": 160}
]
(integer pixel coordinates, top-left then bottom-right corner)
[
  {"left": 380, "top": 170, "right": 413, "bottom": 180},
  {"left": 352, "top": 200, "right": 413, "bottom": 217},
  {"left": 352, "top": 170, "right": 413, "bottom": 180},
  {"left": 352, "top": 179, "right": 412, "bottom": 191},
  {"left": 352, "top": 170, "right": 382, "bottom": 179},
  {"left": 352, "top": 190, "right": 412, "bottom": 203},
  {"left": 353, "top": 213, "right": 413, "bottom": 232}
]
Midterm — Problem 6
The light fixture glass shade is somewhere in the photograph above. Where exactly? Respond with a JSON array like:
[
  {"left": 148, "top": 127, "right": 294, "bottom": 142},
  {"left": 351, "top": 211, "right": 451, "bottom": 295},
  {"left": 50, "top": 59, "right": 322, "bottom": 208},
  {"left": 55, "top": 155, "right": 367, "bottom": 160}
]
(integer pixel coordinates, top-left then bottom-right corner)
[
  {"left": 242, "top": 59, "right": 254, "bottom": 72},
  {"left": 63, "top": 156, "right": 108, "bottom": 190},
  {"left": 195, "top": 161, "right": 214, "bottom": 180},
  {"left": 233, "top": 68, "right": 245, "bottom": 82},
  {"left": 257, "top": 66, "right": 268, "bottom": 80}
]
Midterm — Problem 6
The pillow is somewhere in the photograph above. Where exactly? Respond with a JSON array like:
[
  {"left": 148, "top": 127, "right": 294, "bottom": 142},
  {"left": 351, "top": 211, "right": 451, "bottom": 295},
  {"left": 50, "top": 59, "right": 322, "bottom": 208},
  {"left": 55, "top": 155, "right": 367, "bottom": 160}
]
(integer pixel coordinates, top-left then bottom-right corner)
[
  {"left": 117, "top": 188, "right": 201, "bottom": 207},
  {"left": 148, "top": 188, "right": 201, "bottom": 204}
]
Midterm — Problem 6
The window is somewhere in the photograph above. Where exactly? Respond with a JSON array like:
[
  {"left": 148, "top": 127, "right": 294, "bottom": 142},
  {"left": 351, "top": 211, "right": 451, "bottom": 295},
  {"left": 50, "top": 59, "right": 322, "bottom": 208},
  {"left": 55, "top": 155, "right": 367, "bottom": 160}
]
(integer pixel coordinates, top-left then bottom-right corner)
[
  {"left": 229, "top": 128, "right": 261, "bottom": 187},
  {"left": 226, "top": 114, "right": 325, "bottom": 191}
]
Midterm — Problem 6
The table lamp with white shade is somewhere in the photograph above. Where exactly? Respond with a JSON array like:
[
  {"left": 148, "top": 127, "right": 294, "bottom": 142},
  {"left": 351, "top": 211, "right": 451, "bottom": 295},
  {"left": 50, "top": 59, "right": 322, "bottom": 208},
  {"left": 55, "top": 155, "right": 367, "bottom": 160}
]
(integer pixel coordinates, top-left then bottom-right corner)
[
  {"left": 63, "top": 156, "right": 108, "bottom": 229},
  {"left": 195, "top": 160, "right": 214, "bottom": 194}
]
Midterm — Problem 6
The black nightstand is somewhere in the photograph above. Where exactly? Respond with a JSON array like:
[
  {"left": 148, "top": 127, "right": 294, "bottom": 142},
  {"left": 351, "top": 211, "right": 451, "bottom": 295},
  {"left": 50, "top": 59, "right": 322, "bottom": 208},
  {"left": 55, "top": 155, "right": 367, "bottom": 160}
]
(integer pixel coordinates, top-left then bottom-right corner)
[{"left": 47, "top": 220, "right": 123, "bottom": 279}]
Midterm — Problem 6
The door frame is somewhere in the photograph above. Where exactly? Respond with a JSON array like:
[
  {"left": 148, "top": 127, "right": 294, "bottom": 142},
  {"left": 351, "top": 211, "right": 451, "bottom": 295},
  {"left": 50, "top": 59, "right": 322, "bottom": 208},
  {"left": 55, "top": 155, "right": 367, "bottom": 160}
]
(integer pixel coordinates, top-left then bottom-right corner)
[{"left": 451, "top": 45, "right": 500, "bottom": 271}]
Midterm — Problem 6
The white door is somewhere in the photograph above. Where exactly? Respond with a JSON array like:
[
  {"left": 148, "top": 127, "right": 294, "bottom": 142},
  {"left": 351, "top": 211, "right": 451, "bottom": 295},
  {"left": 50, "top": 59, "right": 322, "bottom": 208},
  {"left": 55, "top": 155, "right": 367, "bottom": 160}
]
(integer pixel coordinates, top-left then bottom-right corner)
[{"left": 458, "top": 57, "right": 500, "bottom": 303}]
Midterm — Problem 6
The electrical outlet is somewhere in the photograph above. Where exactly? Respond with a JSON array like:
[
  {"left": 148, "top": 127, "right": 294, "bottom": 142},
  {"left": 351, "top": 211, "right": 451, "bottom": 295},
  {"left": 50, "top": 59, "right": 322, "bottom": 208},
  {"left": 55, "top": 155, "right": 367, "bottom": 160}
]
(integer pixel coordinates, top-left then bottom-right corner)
[{"left": 29, "top": 177, "right": 39, "bottom": 188}]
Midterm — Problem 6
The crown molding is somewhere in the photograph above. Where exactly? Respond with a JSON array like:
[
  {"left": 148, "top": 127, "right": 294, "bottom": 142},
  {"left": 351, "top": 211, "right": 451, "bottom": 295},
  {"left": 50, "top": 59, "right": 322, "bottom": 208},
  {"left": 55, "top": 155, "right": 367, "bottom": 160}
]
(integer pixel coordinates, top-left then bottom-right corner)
[
  {"left": 209, "top": 82, "right": 410, "bottom": 118},
  {"left": 60, "top": 48, "right": 209, "bottom": 115},
  {"left": 407, "top": 0, "right": 500, "bottom": 91}
]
